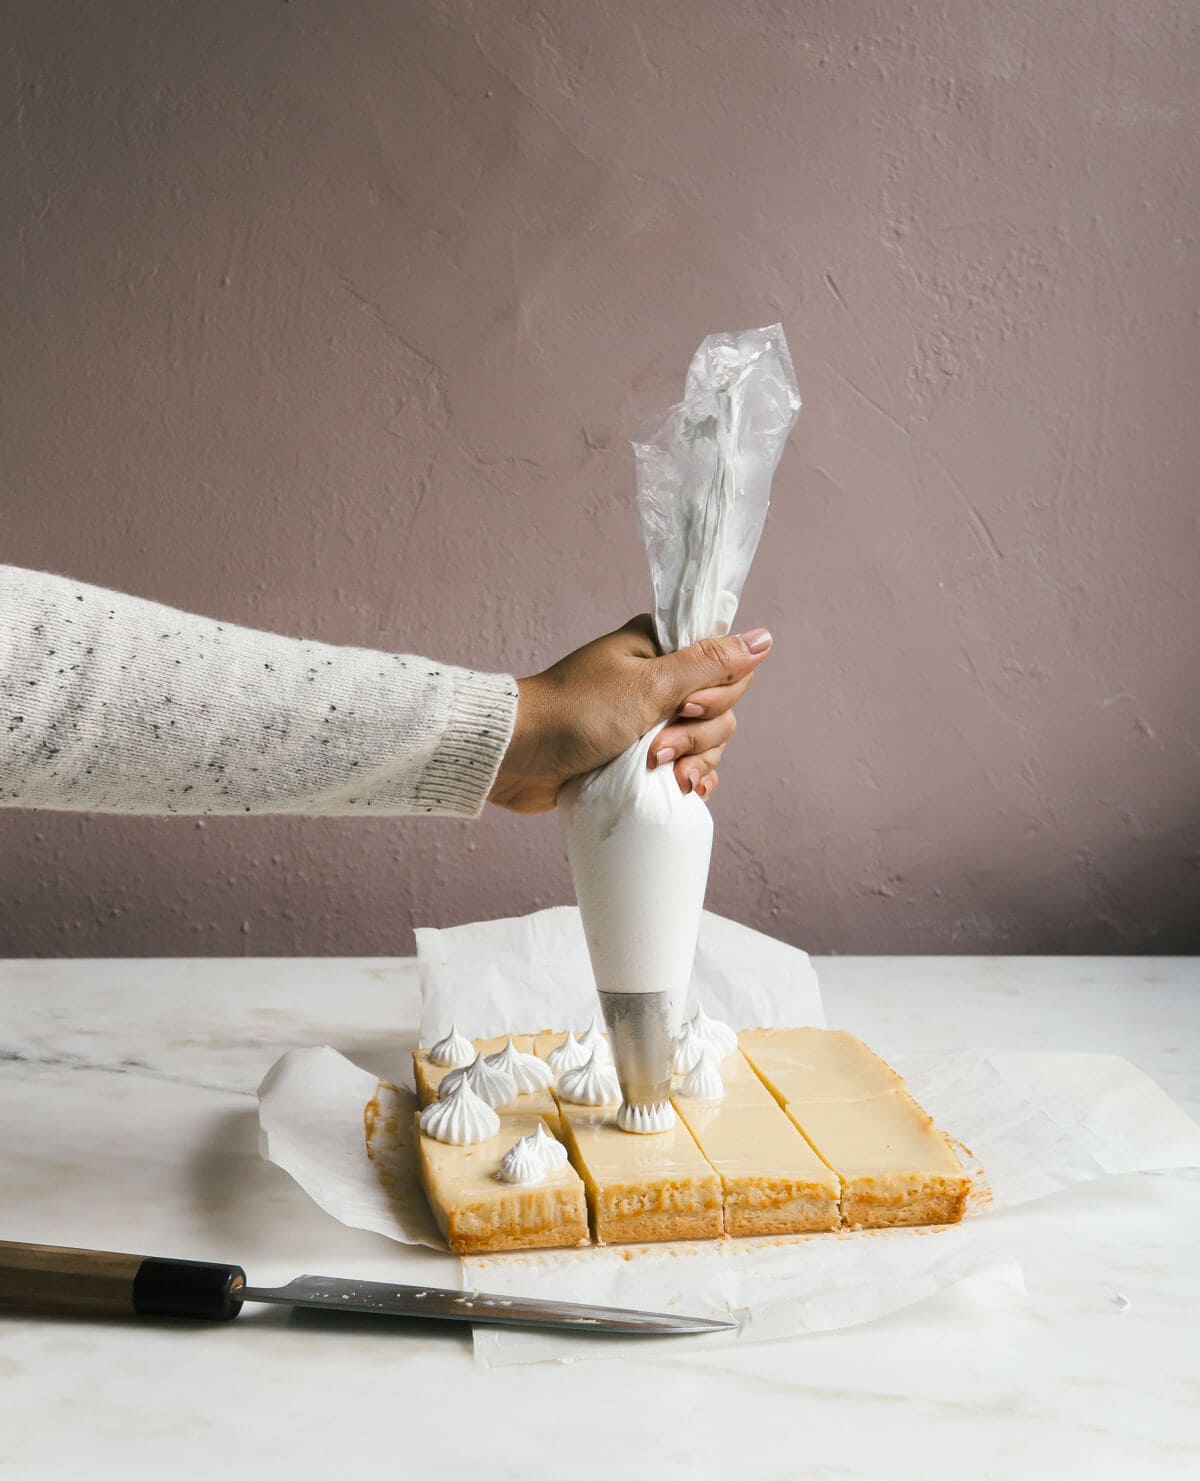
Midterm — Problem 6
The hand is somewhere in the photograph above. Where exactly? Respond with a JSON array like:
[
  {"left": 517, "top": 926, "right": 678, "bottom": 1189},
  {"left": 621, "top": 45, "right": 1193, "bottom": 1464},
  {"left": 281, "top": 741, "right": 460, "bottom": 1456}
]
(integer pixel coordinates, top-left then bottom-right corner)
[{"left": 488, "top": 615, "right": 773, "bottom": 815}]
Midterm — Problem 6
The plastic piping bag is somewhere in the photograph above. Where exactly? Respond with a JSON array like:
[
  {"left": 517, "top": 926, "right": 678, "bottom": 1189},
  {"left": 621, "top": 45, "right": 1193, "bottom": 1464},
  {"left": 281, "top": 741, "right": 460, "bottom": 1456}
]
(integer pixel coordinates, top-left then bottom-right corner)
[{"left": 558, "top": 324, "right": 801, "bottom": 1123}]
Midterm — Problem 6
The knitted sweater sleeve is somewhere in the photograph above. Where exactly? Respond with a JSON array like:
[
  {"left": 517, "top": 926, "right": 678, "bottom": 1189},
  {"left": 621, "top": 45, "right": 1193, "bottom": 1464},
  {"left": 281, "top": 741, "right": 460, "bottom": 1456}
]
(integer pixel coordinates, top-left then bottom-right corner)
[{"left": 0, "top": 565, "right": 519, "bottom": 817}]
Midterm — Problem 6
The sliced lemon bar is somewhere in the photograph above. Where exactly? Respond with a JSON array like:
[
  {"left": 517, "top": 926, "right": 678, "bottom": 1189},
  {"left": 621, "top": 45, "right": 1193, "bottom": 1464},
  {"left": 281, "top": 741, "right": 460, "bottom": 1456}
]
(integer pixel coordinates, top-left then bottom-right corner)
[
  {"left": 784, "top": 1091, "right": 968, "bottom": 1229},
  {"left": 671, "top": 1052, "right": 840, "bottom": 1236},
  {"left": 738, "top": 1027, "right": 904, "bottom": 1104},
  {"left": 552, "top": 1098, "right": 723, "bottom": 1245},
  {"left": 415, "top": 1111, "right": 589, "bottom": 1254}
]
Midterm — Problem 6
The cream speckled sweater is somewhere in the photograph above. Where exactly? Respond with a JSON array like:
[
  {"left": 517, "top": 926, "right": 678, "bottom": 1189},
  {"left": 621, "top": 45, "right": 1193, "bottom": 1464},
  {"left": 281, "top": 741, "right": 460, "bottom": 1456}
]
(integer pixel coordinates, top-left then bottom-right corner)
[{"left": 0, "top": 566, "right": 519, "bottom": 817}]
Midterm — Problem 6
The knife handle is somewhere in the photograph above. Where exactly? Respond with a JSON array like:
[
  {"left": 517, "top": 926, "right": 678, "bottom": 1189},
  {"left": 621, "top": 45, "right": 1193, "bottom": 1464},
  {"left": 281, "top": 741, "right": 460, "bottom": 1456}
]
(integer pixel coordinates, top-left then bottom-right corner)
[{"left": 0, "top": 1241, "right": 246, "bottom": 1321}]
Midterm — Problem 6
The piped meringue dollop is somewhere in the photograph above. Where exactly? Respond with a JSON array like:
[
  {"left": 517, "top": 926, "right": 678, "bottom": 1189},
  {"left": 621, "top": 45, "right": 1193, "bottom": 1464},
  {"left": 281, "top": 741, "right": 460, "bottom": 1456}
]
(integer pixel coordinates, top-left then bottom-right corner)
[
  {"left": 484, "top": 1037, "right": 554, "bottom": 1094},
  {"left": 419, "top": 1079, "right": 500, "bottom": 1145},
  {"left": 546, "top": 1031, "right": 590, "bottom": 1076},
  {"left": 673, "top": 1025, "right": 706, "bottom": 1073},
  {"left": 616, "top": 1099, "right": 677, "bottom": 1134},
  {"left": 576, "top": 1014, "right": 614, "bottom": 1065},
  {"left": 439, "top": 1052, "right": 516, "bottom": 1110},
  {"left": 498, "top": 1130, "right": 548, "bottom": 1185},
  {"left": 688, "top": 1004, "right": 738, "bottom": 1059},
  {"left": 679, "top": 1047, "right": 725, "bottom": 1101},
  {"left": 426, "top": 1023, "right": 475, "bottom": 1069},
  {"left": 533, "top": 1121, "right": 569, "bottom": 1170},
  {"left": 557, "top": 1049, "right": 621, "bottom": 1106}
]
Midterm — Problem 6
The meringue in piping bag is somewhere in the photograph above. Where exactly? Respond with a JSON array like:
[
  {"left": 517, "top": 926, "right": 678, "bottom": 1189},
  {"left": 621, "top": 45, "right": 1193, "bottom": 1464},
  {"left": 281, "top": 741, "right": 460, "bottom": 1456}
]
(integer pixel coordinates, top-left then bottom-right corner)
[{"left": 559, "top": 326, "right": 801, "bottom": 1125}]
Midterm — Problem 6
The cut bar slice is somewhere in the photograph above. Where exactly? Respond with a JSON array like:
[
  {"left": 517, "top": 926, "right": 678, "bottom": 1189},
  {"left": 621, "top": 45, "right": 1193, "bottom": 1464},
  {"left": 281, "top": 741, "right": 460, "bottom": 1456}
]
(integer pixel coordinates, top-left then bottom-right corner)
[
  {"left": 738, "top": 1028, "right": 904, "bottom": 1105},
  {"left": 415, "top": 1112, "right": 589, "bottom": 1254},
  {"left": 671, "top": 1052, "right": 840, "bottom": 1235},
  {"left": 554, "top": 1098, "right": 723, "bottom": 1245},
  {"left": 784, "top": 1091, "right": 968, "bottom": 1229},
  {"left": 412, "top": 1034, "right": 559, "bottom": 1131}
]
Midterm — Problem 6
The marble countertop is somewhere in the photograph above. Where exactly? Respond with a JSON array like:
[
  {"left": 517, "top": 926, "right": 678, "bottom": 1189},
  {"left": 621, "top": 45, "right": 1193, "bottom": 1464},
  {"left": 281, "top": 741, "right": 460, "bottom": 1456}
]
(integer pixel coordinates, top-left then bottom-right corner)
[{"left": 2, "top": 955, "right": 1198, "bottom": 1479}]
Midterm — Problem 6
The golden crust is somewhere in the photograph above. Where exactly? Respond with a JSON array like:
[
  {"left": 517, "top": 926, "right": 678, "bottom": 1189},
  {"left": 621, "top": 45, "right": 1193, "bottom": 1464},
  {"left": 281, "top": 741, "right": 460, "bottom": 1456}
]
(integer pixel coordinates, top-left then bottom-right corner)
[
  {"left": 592, "top": 1202, "right": 722, "bottom": 1246},
  {"left": 841, "top": 1182, "right": 969, "bottom": 1231},
  {"left": 722, "top": 1183, "right": 842, "bottom": 1237}
]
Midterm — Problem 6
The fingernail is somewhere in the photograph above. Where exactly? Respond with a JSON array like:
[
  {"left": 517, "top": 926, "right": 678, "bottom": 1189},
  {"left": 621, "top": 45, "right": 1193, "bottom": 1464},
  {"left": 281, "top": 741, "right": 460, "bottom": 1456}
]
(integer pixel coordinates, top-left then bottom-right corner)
[
  {"left": 685, "top": 768, "right": 701, "bottom": 791},
  {"left": 655, "top": 747, "right": 677, "bottom": 767},
  {"left": 679, "top": 702, "right": 704, "bottom": 718},
  {"left": 737, "top": 628, "right": 772, "bottom": 654}
]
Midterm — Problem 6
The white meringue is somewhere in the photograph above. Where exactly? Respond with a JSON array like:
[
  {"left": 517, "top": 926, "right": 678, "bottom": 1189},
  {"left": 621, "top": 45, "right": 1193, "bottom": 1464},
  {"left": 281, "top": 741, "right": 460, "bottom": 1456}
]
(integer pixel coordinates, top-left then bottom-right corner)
[
  {"left": 616, "top": 1099, "right": 677, "bottom": 1134},
  {"left": 533, "top": 1121, "right": 569, "bottom": 1170},
  {"left": 557, "top": 1049, "right": 621, "bottom": 1106},
  {"left": 426, "top": 1023, "right": 475, "bottom": 1069},
  {"left": 546, "top": 1031, "right": 590, "bottom": 1076},
  {"left": 688, "top": 1004, "right": 738, "bottom": 1059},
  {"left": 418, "top": 1079, "right": 500, "bottom": 1145},
  {"left": 439, "top": 1052, "right": 517, "bottom": 1110},
  {"left": 680, "top": 1046, "right": 725, "bottom": 1100},
  {"left": 498, "top": 1131, "right": 547, "bottom": 1185},
  {"left": 673, "top": 1024, "right": 706, "bottom": 1073},
  {"left": 484, "top": 1037, "right": 554, "bottom": 1094},
  {"left": 576, "top": 1014, "right": 614, "bottom": 1065}
]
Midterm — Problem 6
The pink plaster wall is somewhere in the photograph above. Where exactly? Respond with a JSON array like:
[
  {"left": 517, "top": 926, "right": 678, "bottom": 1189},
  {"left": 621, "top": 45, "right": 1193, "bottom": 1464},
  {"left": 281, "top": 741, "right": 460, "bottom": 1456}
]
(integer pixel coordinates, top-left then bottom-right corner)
[{"left": 1, "top": 1, "right": 1197, "bottom": 956}]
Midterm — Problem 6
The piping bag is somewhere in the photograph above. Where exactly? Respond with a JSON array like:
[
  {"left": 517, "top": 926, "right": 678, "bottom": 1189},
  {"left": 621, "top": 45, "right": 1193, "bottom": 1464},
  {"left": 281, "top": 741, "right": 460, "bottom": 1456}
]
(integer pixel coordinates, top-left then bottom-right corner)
[{"left": 558, "top": 325, "right": 801, "bottom": 1131}]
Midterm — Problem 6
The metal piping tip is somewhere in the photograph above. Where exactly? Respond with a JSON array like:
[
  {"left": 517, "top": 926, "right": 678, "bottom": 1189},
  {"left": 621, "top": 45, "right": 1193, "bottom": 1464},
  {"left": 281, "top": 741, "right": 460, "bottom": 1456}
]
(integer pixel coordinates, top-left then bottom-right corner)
[{"left": 598, "top": 989, "right": 683, "bottom": 1117}]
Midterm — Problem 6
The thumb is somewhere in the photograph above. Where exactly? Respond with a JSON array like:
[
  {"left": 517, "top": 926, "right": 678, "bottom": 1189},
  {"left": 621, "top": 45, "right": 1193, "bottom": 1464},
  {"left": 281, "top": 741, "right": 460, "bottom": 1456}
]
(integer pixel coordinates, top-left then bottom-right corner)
[{"left": 651, "top": 628, "right": 773, "bottom": 710}]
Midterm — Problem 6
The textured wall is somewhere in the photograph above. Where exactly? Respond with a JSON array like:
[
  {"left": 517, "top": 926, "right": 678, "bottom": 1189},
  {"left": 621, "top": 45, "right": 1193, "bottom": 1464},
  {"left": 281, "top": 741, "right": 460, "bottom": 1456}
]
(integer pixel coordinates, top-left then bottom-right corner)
[{"left": 1, "top": 0, "right": 1197, "bottom": 956}]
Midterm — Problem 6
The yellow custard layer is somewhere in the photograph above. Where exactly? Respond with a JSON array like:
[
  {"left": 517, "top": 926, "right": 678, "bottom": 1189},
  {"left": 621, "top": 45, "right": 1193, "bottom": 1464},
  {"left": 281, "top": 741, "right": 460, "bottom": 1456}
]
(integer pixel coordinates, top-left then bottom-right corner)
[
  {"left": 737, "top": 1028, "right": 904, "bottom": 1104},
  {"left": 414, "top": 1111, "right": 589, "bottom": 1254}
]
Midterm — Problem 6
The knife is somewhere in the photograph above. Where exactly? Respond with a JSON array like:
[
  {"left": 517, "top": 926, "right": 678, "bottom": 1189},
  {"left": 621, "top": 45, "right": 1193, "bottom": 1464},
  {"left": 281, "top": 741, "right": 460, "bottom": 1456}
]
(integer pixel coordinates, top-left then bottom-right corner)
[{"left": 0, "top": 1242, "right": 734, "bottom": 1336}]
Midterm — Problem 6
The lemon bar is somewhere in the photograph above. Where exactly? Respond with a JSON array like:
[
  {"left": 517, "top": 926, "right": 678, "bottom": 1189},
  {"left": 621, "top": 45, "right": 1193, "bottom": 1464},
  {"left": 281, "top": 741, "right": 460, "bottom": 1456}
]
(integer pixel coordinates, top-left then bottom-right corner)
[
  {"left": 671, "top": 1052, "right": 840, "bottom": 1235},
  {"left": 782, "top": 1091, "right": 968, "bottom": 1229},
  {"left": 553, "top": 1099, "right": 723, "bottom": 1245},
  {"left": 414, "top": 1111, "right": 589, "bottom": 1254}
]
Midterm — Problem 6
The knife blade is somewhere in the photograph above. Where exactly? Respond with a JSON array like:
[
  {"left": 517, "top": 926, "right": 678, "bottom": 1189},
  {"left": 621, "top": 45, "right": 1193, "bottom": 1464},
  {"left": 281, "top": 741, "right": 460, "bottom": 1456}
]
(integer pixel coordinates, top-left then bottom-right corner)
[
  {"left": 0, "top": 1242, "right": 734, "bottom": 1336},
  {"left": 245, "top": 1274, "right": 731, "bottom": 1333}
]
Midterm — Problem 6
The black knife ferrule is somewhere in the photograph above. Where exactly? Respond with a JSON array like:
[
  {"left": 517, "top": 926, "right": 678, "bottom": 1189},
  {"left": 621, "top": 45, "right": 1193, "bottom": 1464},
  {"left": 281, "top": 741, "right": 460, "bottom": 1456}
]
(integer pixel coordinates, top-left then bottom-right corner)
[{"left": 131, "top": 1257, "right": 246, "bottom": 1321}]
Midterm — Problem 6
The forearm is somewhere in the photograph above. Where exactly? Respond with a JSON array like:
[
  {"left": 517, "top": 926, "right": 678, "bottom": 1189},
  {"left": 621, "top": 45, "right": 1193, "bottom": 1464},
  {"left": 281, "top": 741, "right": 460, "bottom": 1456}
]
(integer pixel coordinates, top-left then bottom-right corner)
[{"left": 0, "top": 565, "right": 517, "bottom": 817}]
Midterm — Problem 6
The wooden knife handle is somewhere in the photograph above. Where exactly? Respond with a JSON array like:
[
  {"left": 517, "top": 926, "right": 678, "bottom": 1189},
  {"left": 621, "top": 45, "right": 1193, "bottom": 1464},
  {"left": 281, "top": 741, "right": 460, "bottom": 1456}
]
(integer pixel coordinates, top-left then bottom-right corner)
[{"left": 0, "top": 1241, "right": 246, "bottom": 1320}]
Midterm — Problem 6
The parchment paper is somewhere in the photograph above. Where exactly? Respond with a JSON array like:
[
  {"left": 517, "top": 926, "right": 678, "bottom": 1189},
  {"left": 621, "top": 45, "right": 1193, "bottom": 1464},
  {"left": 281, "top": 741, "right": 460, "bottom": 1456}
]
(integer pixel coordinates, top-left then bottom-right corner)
[
  {"left": 414, "top": 906, "right": 825, "bottom": 1043},
  {"left": 257, "top": 909, "right": 1200, "bottom": 1366}
]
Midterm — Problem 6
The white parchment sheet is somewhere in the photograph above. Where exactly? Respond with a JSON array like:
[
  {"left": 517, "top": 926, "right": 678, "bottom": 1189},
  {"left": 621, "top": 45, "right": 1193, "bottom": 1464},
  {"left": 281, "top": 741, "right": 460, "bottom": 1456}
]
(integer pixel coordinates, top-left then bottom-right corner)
[{"left": 258, "top": 909, "right": 1200, "bottom": 1366}]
